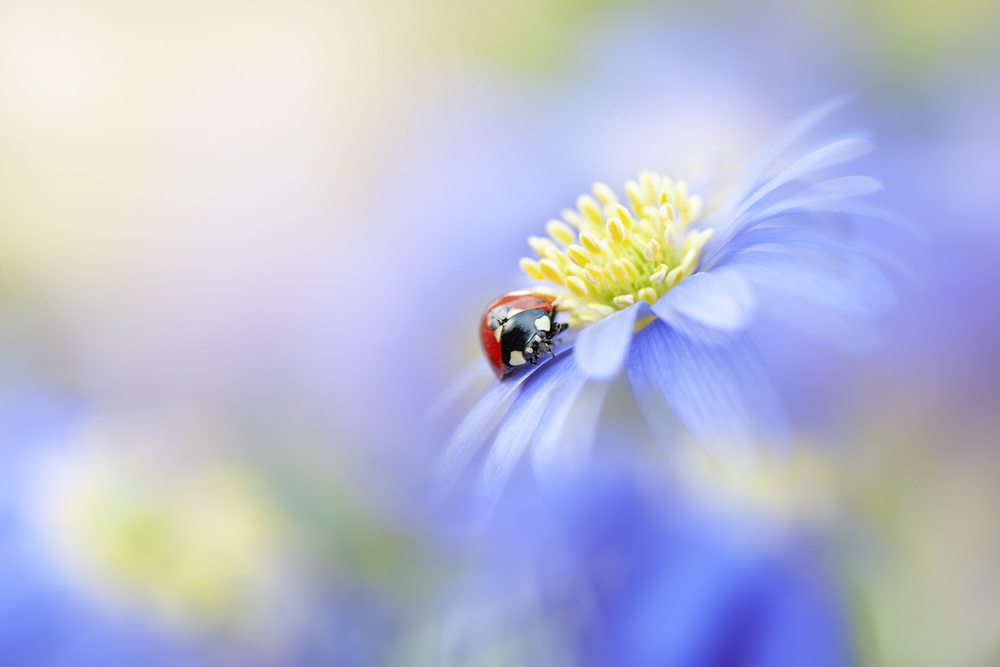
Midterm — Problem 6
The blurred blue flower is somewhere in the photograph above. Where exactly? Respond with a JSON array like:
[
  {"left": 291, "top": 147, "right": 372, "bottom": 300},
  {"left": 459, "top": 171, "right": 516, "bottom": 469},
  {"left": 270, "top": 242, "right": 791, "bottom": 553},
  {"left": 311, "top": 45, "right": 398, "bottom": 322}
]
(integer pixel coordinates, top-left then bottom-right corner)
[
  {"left": 439, "top": 101, "right": 912, "bottom": 504},
  {"left": 0, "top": 397, "right": 406, "bottom": 667},
  {"left": 418, "top": 466, "right": 855, "bottom": 667}
]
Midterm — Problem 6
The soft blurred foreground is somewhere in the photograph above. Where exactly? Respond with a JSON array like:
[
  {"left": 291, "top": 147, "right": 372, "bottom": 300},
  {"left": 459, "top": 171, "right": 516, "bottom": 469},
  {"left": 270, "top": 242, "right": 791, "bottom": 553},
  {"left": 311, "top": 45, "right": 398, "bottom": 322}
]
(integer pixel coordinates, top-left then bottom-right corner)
[{"left": 1, "top": 1, "right": 1000, "bottom": 665}]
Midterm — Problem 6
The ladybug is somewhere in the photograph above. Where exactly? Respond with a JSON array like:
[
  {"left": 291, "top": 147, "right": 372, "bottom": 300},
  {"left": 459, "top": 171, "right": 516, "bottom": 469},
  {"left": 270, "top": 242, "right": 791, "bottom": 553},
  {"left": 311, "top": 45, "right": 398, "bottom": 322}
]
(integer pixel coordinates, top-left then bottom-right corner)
[{"left": 480, "top": 291, "right": 566, "bottom": 380}]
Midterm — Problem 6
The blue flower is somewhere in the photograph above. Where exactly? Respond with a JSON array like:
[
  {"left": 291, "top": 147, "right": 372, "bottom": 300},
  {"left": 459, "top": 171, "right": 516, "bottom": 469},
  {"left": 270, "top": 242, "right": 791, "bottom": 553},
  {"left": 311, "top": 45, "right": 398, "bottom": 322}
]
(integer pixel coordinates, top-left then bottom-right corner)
[
  {"left": 439, "top": 100, "right": 913, "bottom": 505},
  {"left": 421, "top": 466, "right": 856, "bottom": 667}
]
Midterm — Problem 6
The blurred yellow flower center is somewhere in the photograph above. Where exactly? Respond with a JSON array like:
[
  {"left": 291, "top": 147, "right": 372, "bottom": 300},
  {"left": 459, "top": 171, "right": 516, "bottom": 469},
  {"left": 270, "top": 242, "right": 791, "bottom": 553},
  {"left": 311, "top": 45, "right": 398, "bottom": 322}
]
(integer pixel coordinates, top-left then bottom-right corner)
[
  {"left": 519, "top": 172, "right": 713, "bottom": 328},
  {"left": 40, "top": 446, "right": 286, "bottom": 641}
]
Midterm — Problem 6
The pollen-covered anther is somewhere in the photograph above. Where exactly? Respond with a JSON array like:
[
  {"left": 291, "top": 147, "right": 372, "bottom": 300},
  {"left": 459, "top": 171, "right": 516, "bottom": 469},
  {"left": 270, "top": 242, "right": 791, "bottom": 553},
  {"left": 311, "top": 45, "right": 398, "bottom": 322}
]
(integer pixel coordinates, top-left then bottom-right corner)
[
  {"left": 613, "top": 294, "right": 636, "bottom": 308},
  {"left": 520, "top": 258, "right": 544, "bottom": 281},
  {"left": 679, "top": 249, "right": 698, "bottom": 274},
  {"left": 593, "top": 182, "right": 619, "bottom": 206},
  {"left": 644, "top": 238, "right": 661, "bottom": 261},
  {"left": 583, "top": 265, "right": 604, "bottom": 285},
  {"left": 609, "top": 259, "right": 629, "bottom": 282},
  {"left": 664, "top": 221, "right": 678, "bottom": 246},
  {"left": 606, "top": 217, "right": 627, "bottom": 244},
  {"left": 690, "top": 228, "right": 715, "bottom": 251},
  {"left": 566, "top": 276, "right": 589, "bottom": 297},
  {"left": 562, "top": 209, "right": 584, "bottom": 228},
  {"left": 614, "top": 204, "right": 633, "bottom": 230},
  {"left": 567, "top": 245, "right": 591, "bottom": 267},
  {"left": 579, "top": 231, "right": 603, "bottom": 256},
  {"left": 675, "top": 180, "right": 689, "bottom": 211},
  {"left": 625, "top": 181, "right": 643, "bottom": 213},
  {"left": 638, "top": 287, "right": 658, "bottom": 305},
  {"left": 640, "top": 171, "right": 660, "bottom": 203},
  {"left": 539, "top": 258, "right": 564, "bottom": 283},
  {"left": 588, "top": 303, "right": 615, "bottom": 316},
  {"left": 543, "top": 247, "right": 565, "bottom": 264},
  {"left": 664, "top": 266, "right": 682, "bottom": 288},
  {"left": 546, "top": 220, "right": 576, "bottom": 245},
  {"left": 621, "top": 258, "right": 640, "bottom": 281},
  {"left": 578, "top": 195, "right": 604, "bottom": 225},
  {"left": 519, "top": 172, "right": 708, "bottom": 326},
  {"left": 598, "top": 238, "right": 615, "bottom": 258},
  {"left": 528, "top": 235, "right": 557, "bottom": 257}
]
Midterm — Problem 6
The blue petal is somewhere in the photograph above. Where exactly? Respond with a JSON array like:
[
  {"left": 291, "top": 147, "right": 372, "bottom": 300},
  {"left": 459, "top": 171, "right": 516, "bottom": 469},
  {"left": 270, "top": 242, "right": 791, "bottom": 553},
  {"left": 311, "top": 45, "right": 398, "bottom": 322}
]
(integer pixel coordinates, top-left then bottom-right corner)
[
  {"left": 651, "top": 269, "right": 756, "bottom": 332},
  {"left": 713, "top": 228, "right": 895, "bottom": 319},
  {"left": 709, "top": 137, "right": 874, "bottom": 254},
  {"left": 754, "top": 288, "right": 882, "bottom": 354},
  {"left": 849, "top": 237, "right": 923, "bottom": 289},
  {"left": 734, "top": 138, "right": 874, "bottom": 220},
  {"left": 730, "top": 175, "right": 882, "bottom": 234},
  {"left": 798, "top": 198, "right": 928, "bottom": 241},
  {"left": 625, "top": 318, "right": 789, "bottom": 457},
  {"left": 574, "top": 301, "right": 649, "bottom": 381},
  {"left": 479, "top": 355, "right": 576, "bottom": 509},
  {"left": 703, "top": 176, "right": 885, "bottom": 268},
  {"left": 531, "top": 366, "right": 610, "bottom": 484},
  {"left": 712, "top": 98, "right": 850, "bottom": 216},
  {"left": 435, "top": 365, "right": 535, "bottom": 500},
  {"left": 713, "top": 226, "right": 867, "bottom": 261},
  {"left": 422, "top": 359, "right": 494, "bottom": 425}
]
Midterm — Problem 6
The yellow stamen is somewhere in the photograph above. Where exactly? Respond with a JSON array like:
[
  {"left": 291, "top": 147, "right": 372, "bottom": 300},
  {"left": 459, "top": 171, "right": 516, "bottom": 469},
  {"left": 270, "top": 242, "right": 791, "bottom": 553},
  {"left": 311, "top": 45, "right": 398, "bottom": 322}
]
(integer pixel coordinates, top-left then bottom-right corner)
[
  {"left": 539, "top": 258, "right": 564, "bottom": 283},
  {"left": 675, "top": 180, "right": 688, "bottom": 211},
  {"left": 614, "top": 294, "right": 636, "bottom": 308},
  {"left": 690, "top": 228, "right": 715, "bottom": 252},
  {"left": 567, "top": 276, "right": 589, "bottom": 297},
  {"left": 621, "top": 258, "right": 640, "bottom": 281},
  {"left": 625, "top": 180, "right": 643, "bottom": 214},
  {"left": 647, "top": 207, "right": 665, "bottom": 236},
  {"left": 519, "top": 172, "right": 709, "bottom": 327},
  {"left": 638, "top": 287, "right": 658, "bottom": 304},
  {"left": 520, "top": 258, "right": 544, "bottom": 281},
  {"left": 593, "top": 182, "right": 618, "bottom": 206},
  {"left": 664, "top": 221, "right": 678, "bottom": 246},
  {"left": 528, "top": 235, "right": 556, "bottom": 257},
  {"left": 609, "top": 259, "right": 628, "bottom": 282},
  {"left": 644, "top": 238, "right": 661, "bottom": 261},
  {"left": 679, "top": 249, "right": 698, "bottom": 274},
  {"left": 606, "top": 217, "right": 627, "bottom": 244},
  {"left": 664, "top": 266, "right": 682, "bottom": 288},
  {"left": 562, "top": 209, "right": 584, "bottom": 228},
  {"left": 578, "top": 195, "right": 603, "bottom": 225},
  {"left": 546, "top": 220, "right": 576, "bottom": 245},
  {"left": 584, "top": 264, "right": 604, "bottom": 285},
  {"left": 640, "top": 171, "right": 659, "bottom": 204},
  {"left": 588, "top": 303, "right": 615, "bottom": 317},
  {"left": 579, "top": 231, "right": 603, "bottom": 256},
  {"left": 614, "top": 204, "right": 633, "bottom": 230},
  {"left": 567, "top": 245, "right": 591, "bottom": 267}
]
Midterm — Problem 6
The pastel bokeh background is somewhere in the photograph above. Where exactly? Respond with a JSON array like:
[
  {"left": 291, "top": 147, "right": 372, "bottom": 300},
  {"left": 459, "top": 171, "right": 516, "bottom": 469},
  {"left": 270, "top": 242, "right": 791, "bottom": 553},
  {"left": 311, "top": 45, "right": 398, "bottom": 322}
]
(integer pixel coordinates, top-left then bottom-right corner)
[{"left": 1, "top": 1, "right": 999, "bottom": 665}]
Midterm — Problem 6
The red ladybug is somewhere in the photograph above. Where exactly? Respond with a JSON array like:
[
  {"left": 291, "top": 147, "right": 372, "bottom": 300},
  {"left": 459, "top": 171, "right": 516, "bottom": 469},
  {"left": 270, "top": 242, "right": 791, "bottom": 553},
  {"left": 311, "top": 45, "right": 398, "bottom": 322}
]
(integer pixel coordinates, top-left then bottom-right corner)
[{"left": 480, "top": 291, "right": 566, "bottom": 380}]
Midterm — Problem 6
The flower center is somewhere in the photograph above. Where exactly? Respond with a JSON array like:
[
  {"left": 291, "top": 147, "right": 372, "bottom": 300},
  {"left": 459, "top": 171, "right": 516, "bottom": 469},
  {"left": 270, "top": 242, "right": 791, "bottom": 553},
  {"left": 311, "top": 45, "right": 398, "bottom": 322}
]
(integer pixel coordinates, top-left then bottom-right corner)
[{"left": 519, "top": 171, "right": 714, "bottom": 327}]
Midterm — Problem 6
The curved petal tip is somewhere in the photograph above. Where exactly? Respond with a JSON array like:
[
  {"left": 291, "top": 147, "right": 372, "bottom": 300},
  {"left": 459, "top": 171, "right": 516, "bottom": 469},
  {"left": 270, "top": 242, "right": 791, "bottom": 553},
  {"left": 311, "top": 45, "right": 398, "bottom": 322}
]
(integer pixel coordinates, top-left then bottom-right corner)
[{"left": 573, "top": 302, "right": 650, "bottom": 382}]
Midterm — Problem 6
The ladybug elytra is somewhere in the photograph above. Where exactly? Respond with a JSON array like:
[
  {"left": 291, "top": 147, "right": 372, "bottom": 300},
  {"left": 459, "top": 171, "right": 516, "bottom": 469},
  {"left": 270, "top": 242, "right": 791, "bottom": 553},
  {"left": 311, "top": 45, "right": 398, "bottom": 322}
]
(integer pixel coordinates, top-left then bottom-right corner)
[{"left": 480, "top": 291, "right": 566, "bottom": 380}]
